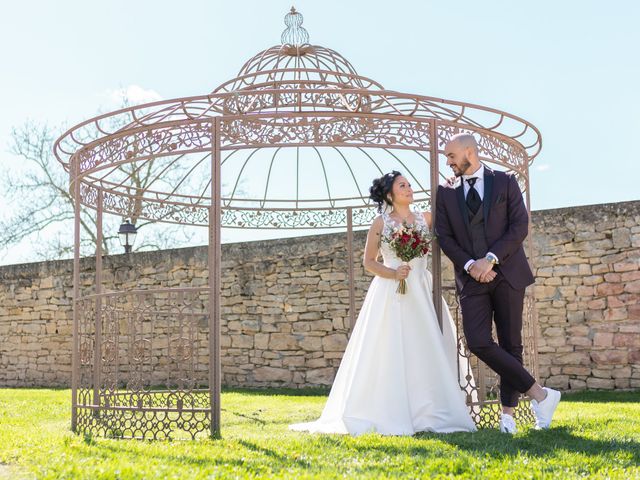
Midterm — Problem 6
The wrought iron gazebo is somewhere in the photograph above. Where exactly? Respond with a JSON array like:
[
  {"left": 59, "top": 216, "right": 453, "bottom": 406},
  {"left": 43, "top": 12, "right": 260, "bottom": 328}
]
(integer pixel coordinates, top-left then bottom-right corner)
[{"left": 55, "top": 7, "right": 542, "bottom": 439}]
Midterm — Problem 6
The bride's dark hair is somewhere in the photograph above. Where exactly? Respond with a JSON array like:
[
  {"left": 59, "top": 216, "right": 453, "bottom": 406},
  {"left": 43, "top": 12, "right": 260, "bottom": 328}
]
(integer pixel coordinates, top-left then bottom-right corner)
[{"left": 369, "top": 170, "right": 402, "bottom": 213}]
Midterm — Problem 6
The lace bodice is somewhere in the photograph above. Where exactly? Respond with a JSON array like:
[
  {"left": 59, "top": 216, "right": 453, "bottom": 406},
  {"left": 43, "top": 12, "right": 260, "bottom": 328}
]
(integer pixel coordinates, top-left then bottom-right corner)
[{"left": 379, "top": 208, "right": 431, "bottom": 269}]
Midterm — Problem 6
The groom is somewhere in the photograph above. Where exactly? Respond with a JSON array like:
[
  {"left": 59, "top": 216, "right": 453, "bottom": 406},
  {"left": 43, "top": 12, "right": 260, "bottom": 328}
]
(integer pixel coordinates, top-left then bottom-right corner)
[{"left": 434, "top": 133, "right": 561, "bottom": 433}]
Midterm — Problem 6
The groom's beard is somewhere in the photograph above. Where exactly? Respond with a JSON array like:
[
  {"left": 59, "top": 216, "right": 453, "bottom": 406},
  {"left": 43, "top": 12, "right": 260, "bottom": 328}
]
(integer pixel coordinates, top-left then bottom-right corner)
[{"left": 453, "top": 155, "right": 472, "bottom": 177}]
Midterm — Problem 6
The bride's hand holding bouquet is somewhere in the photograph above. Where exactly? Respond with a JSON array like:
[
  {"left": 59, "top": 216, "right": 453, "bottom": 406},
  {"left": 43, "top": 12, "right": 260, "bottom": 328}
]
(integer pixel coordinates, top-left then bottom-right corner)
[{"left": 384, "top": 221, "right": 433, "bottom": 294}]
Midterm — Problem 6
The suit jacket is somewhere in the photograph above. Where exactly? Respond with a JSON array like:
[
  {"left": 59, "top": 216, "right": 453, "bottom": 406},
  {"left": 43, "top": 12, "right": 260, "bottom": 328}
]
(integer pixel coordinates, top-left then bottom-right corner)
[{"left": 434, "top": 165, "right": 535, "bottom": 292}]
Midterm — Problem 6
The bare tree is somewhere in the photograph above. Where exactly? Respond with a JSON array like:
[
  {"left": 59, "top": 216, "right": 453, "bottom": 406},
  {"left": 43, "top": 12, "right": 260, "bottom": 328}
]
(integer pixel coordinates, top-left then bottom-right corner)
[{"left": 0, "top": 119, "right": 206, "bottom": 261}]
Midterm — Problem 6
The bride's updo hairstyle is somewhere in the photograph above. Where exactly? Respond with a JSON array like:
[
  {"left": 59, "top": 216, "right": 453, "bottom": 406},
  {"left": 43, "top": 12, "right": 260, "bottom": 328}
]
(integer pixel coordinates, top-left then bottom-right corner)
[{"left": 369, "top": 170, "right": 402, "bottom": 213}]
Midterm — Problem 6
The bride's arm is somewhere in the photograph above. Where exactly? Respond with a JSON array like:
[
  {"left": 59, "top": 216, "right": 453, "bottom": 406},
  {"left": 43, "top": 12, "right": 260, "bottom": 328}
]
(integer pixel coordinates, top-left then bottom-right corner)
[
  {"left": 422, "top": 211, "right": 433, "bottom": 229},
  {"left": 362, "top": 216, "right": 403, "bottom": 280}
]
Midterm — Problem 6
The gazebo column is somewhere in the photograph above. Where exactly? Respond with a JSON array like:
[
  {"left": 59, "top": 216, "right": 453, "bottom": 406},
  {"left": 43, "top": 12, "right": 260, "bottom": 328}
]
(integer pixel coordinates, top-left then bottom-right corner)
[
  {"left": 346, "top": 207, "right": 356, "bottom": 331},
  {"left": 209, "top": 118, "right": 223, "bottom": 438},
  {"left": 523, "top": 163, "right": 540, "bottom": 379},
  {"left": 93, "top": 190, "right": 103, "bottom": 409},
  {"left": 429, "top": 120, "right": 443, "bottom": 333},
  {"left": 71, "top": 159, "right": 81, "bottom": 432}
]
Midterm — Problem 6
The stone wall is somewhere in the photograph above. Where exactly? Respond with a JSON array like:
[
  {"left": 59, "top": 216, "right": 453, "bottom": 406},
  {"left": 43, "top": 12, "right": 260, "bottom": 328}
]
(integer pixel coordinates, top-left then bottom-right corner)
[
  {"left": 0, "top": 200, "right": 638, "bottom": 390},
  {"left": 531, "top": 201, "right": 640, "bottom": 390}
]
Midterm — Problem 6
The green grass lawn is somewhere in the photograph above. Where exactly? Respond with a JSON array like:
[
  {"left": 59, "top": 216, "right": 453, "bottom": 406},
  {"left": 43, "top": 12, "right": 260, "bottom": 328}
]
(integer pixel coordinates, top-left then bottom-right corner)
[{"left": 0, "top": 388, "right": 638, "bottom": 479}]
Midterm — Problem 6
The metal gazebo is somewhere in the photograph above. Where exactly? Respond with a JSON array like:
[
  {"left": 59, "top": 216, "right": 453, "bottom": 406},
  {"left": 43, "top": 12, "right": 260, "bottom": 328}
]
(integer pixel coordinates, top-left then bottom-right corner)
[{"left": 55, "top": 8, "right": 542, "bottom": 439}]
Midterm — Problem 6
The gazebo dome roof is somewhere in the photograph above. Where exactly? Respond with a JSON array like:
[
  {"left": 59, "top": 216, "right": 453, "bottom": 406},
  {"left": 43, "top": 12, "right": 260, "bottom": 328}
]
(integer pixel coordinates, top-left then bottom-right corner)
[
  {"left": 214, "top": 7, "right": 382, "bottom": 95},
  {"left": 53, "top": 7, "right": 541, "bottom": 229},
  {"left": 214, "top": 44, "right": 383, "bottom": 94}
]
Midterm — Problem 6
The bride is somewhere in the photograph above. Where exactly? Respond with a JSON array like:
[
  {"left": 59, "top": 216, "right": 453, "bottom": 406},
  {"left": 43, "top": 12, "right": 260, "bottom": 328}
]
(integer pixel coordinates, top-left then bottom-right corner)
[{"left": 289, "top": 171, "right": 477, "bottom": 435}]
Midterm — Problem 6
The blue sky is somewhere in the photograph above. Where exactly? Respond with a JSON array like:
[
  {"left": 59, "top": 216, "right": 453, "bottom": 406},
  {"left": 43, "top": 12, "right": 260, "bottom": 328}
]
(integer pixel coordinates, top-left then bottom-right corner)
[{"left": 1, "top": 0, "right": 639, "bottom": 263}]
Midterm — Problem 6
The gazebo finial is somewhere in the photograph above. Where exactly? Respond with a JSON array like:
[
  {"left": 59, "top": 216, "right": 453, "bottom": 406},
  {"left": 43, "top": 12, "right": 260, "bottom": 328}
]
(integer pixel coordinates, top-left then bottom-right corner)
[{"left": 281, "top": 6, "right": 309, "bottom": 47}]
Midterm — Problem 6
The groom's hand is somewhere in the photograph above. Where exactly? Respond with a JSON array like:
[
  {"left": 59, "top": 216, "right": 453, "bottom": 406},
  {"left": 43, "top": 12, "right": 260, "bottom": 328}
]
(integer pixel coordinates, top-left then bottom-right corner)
[{"left": 469, "top": 259, "right": 496, "bottom": 283}]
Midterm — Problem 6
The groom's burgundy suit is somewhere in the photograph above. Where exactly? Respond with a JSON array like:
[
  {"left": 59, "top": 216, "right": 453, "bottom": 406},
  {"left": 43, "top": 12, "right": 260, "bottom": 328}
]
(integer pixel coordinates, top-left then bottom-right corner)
[{"left": 435, "top": 165, "right": 536, "bottom": 407}]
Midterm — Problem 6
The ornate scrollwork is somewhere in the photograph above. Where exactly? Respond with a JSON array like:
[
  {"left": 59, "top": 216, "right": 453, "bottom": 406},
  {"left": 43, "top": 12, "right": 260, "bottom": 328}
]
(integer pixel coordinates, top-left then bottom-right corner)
[
  {"left": 76, "top": 122, "right": 213, "bottom": 176},
  {"left": 79, "top": 339, "right": 93, "bottom": 366},
  {"left": 75, "top": 289, "right": 209, "bottom": 439},
  {"left": 169, "top": 336, "right": 193, "bottom": 363},
  {"left": 131, "top": 339, "right": 151, "bottom": 363}
]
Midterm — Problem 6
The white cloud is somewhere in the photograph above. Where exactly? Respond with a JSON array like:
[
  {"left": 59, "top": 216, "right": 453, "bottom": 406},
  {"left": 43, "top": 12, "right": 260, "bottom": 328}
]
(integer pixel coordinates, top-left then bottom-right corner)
[
  {"left": 105, "top": 84, "right": 163, "bottom": 106},
  {"left": 535, "top": 164, "right": 551, "bottom": 172}
]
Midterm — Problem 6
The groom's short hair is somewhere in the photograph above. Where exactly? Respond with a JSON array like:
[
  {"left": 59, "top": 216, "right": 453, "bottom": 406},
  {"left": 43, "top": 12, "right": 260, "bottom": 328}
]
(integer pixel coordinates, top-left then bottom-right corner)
[{"left": 450, "top": 133, "right": 479, "bottom": 154}]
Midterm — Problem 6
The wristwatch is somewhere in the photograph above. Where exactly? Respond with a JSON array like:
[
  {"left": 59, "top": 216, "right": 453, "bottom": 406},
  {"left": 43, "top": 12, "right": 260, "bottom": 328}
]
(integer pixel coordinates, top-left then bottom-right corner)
[{"left": 485, "top": 252, "right": 499, "bottom": 265}]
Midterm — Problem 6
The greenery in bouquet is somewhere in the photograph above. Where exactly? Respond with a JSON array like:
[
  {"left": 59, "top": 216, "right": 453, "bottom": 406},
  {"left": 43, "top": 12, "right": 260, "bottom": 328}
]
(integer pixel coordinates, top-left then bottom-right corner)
[{"left": 383, "top": 220, "right": 433, "bottom": 293}]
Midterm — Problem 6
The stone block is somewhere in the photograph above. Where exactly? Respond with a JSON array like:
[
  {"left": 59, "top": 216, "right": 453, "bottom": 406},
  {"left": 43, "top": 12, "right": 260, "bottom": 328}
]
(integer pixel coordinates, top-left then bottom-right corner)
[
  {"left": 254, "top": 333, "right": 270, "bottom": 350},
  {"left": 612, "top": 228, "right": 631, "bottom": 249},
  {"left": 567, "top": 337, "right": 591, "bottom": 347},
  {"left": 299, "top": 336, "right": 323, "bottom": 352},
  {"left": 556, "top": 352, "right": 590, "bottom": 366},
  {"left": 604, "top": 308, "right": 627, "bottom": 321},
  {"left": 567, "top": 311, "right": 585, "bottom": 323},
  {"left": 624, "top": 280, "right": 640, "bottom": 294},
  {"left": 537, "top": 267, "right": 553, "bottom": 277},
  {"left": 586, "top": 377, "right": 615, "bottom": 389},
  {"left": 562, "top": 366, "right": 591, "bottom": 376},
  {"left": 283, "top": 356, "right": 305, "bottom": 367},
  {"left": 592, "top": 264, "right": 610, "bottom": 274},
  {"left": 568, "top": 379, "right": 587, "bottom": 390},
  {"left": 553, "top": 265, "right": 580, "bottom": 277},
  {"left": 545, "top": 375, "right": 569, "bottom": 389},
  {"left": 576, "top": 286, "right": 594, "bottom": 297},
  {"left": 269, "top": 334, "right": 300, "bottom": 350},
  {"left": 543, "top": 327, "right": 564, "bottom": 337},
  {"left": 306, "top": 367, "right": 335, "bottom": 385},
  {"left": 322, "top": 334, "right": 348, "bottom": 352},
  {"left": 592, "top": 332, "right": 613, "bottom": 347},
  {"left": 614, "top": 378, "right": 630, "bottom": 389},
  {"left": 586, "top": 298, "right": 606, "bottom": 309},
  {"left": 611, "top": 366, "right": 632, "bottom": 379},
  {"left": 583, "top": 275, "right": 603, "bottom": 286},
  {"left": 595, "top": 283, "right": 624, "bottom": 296},
  {"left": 253, "top": 366, "right": 292, "bottom": 383},
  {"left": 613, "top": 333, "right": 640, "bottom": 348},
  {"left": 306, "top": 357, "right": 328, "bottom": 368},
  {"left": 556, "top": 256, "right": 583, "bottom": 266},
  {"left": 613, "top": 261, "right": 638, "bottom": 273},
  {"left": 591, "top": 351, "right": 628, "bottom": 365}
]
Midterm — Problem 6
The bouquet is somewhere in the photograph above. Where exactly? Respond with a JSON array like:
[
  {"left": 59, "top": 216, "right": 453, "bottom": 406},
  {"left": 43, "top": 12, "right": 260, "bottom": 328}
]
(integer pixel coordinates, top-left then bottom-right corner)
[{"left": 383, "top": 221, "right": 433, "bottom": 294}]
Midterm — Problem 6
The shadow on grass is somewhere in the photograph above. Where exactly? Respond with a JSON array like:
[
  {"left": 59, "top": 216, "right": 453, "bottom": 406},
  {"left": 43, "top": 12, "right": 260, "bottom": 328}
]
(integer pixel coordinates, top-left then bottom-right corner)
[
  {"left": 79, "top": 436, "right": 312, "bottom": 472},
  {"left": 236, "top": 439, "right": 311, "bottom": 468},
  {"left": 411, "top": 426, "right": 640, "bottom": 463},
  {"left": 559, "top": 390, "right": 640, "bottom": 403},
  {"left": 223, "top": 387, "right": 330, "bottom": 397},
  {"left": 90, "top": 441, "right": 247, "bottom": 469},
  {"left": 221, "top": 407, "right": 268, "bottom": 426}
]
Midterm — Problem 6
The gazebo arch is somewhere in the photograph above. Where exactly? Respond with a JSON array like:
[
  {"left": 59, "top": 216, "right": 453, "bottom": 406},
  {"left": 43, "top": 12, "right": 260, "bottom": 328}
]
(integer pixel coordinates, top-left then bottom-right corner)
[{"left": 55, "top": 7, "right": 542, "bottom": 439}]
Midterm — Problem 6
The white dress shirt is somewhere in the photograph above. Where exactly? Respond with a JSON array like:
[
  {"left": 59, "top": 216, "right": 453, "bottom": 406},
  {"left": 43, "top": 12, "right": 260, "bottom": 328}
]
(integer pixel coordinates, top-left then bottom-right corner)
[
  {"left": 461, "top": 163, "right": 498, "bottom": 273},
  {"left": 462, "top": 163, "right": 485, "bottom": 200}
]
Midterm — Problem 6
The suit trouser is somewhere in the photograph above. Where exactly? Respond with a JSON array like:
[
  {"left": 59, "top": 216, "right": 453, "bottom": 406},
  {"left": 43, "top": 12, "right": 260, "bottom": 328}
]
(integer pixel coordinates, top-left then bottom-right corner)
[{"left": 459, "top": 269, "right": 536, "bottom": 407}]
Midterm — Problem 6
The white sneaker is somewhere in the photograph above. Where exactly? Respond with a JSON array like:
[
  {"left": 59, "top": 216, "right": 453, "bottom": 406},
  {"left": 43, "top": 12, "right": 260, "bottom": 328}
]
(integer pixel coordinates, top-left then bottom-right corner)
[
  {"left": 499, "top": 413, "right": 517, "bottom": 434},
  {"left": 531, "top": 387, "right": 561, "bottom": 429}
]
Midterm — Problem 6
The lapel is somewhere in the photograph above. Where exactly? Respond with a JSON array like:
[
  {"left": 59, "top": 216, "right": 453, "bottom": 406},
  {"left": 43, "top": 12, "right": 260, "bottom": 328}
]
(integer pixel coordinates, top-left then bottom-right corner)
[{"left": 483, "top": 164, "right": 495, "bottom": 224}]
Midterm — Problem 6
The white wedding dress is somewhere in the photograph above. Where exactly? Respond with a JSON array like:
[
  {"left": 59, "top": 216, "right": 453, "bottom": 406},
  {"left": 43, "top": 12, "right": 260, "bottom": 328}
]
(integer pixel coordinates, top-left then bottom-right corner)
[{"left": 289, "top": 210, "right": 477, "bottom": 435}]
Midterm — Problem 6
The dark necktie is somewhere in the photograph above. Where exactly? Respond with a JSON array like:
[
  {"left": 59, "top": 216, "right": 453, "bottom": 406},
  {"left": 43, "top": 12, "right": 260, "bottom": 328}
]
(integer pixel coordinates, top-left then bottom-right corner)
[{"left": 466, "top": 177, "right": 481, "bottom": 214}]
